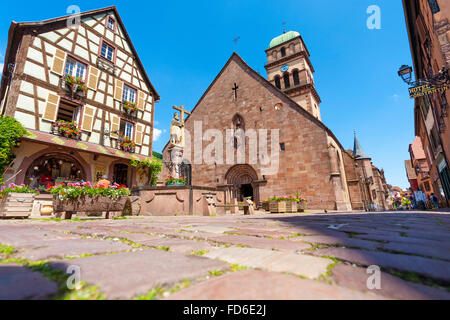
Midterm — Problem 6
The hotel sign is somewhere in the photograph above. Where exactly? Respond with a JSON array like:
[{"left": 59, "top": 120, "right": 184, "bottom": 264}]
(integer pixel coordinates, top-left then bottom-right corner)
[{"left": 409, "top": 84, "right": 449, "bottom": 99}]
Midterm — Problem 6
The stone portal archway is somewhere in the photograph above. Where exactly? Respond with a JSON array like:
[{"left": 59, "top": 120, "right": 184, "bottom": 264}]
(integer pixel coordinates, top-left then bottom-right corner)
[{"left": 225, "top": 164, "right": 260, "bottom": 204}]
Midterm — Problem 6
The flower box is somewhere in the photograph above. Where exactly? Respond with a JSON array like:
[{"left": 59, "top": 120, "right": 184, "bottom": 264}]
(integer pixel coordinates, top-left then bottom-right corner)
[
  {"left": 53, "top": 195, "right": 129, "bottom": 219},
  {"left": 262, "top": 201, "right": 269, "bottom": 211},
  {"left": 285, "top": 201, "right": 297, "bottom": 213},
  {"left": 165, "top": 182, "right": 186, "bottom": 186},
  {"left": 297, "top": 201, "right": 307, "bottom": 212},
  {"left": 0, "top": 193, "right": 35, "bottom": 219},
  {"left": 269, "top": 200, "right": 286, "bottom": 213}
]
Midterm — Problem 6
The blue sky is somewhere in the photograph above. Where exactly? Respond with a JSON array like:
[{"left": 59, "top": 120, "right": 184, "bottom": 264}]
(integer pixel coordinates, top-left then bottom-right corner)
[{"left": 0, "top": 0, "right": 414, "bottom": 189}]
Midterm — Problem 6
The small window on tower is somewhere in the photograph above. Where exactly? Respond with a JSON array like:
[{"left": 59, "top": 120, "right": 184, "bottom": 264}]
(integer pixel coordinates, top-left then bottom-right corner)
[
  {"left": 281, "top": 47, "right": 286, "bottom": 57},
  {"left": 274, "top": 76, "right": 281, "bottom": 89},
  {"left": 280, "top": 143, "right": 286, "bottom": 152},
  {"left": 293, "top": 70, "right": 300, "bottom": 86}
]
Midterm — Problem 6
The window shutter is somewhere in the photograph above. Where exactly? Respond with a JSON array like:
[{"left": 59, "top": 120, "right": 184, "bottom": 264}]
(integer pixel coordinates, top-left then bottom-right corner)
[
  {"left": 87, "top": 67, "right": 100, "bottom": 91},
  {"left": 134, "top": 123, "right": 144, "bottom": 145},
  {"left": 114, "top": 79, "right": 124, "bottom": 101},
  {"left": 81, "top": 105, "right": 96, "bottom": 132},
  {"left": 51, "top": 49, "right": 66, "bottom": 75},
  {"left": 137, "top": 91, "right": 145, "bottom": 111},
  {"left": 110, "top": 114, "right": 120, "bottom": 139},
  {"left": 43, "top": 93, "right": 60, "bottom": 122}
]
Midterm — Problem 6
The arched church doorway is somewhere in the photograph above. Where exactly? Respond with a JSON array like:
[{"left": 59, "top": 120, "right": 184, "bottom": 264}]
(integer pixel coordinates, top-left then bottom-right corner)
[{"left": 225, "top": 164, "right": 259, "bottom": 204}]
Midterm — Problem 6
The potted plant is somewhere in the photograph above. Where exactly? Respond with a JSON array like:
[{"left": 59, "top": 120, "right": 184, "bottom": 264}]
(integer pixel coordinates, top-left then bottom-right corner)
[
  {"left": 47, "top": 182, "right": 131, "bottom": 219},
  {"left": 122, "top": 101, "right": 137, "bottom": 115},
  {"left": 64, "top": 74, "right": 87, "bottom": 98},
  {"left": 54, "top": 120, "right": 82, "bottom": 140},
  {"left": 118, "top": 135, "right": 136, "bottom": 153},
  {"left": 165, "top": 176, "right": 187, "bottom": 186},
  {"left": 295, "top": 192, "right": 308, "bottom": 212},
  {"left": 267, "top": 195, "right": 287, "bottom": 213}
]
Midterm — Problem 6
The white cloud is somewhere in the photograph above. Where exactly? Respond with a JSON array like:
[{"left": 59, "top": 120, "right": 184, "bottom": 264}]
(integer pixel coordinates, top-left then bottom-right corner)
[
  {"left": 392, "top": 94, "right": 400, "bottom": 102},
  {"left": 153, "top": 128, "right": 162, "bottom": 142}
]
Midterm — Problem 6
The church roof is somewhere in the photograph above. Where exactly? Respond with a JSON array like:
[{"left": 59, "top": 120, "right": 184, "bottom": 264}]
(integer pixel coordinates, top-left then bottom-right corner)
[
  {"left": 353, "top": 133, "right": 371, "bottom": 159},
  {"left": 163, "top": 52, "right": 347, "bottom": 154},
  {"left": 269, "top": 31, "right": 300, "bottom": 49}
]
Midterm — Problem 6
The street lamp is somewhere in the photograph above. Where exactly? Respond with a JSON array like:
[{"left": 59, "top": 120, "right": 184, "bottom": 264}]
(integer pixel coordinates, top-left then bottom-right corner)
[
  {"left": 397, "top": 64, "right": 450, "bottom": 86},
  {"left": 398, "top": 65, "right": 413, "bottom": 85}
]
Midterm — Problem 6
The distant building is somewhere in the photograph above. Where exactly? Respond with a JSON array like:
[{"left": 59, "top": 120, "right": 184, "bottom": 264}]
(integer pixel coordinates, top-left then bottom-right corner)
[{"left": 408, "top": 136, "right": 434, "bottom": 198}]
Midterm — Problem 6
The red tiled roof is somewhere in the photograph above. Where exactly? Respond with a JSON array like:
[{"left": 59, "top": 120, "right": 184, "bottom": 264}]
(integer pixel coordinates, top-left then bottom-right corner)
[{"left": 23, "top": 129, "right": 149, "bottom": 162}]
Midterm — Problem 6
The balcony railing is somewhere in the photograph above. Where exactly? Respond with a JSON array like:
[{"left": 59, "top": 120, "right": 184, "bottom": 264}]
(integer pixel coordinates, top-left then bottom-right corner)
[{"left": 96, "top": 55, "right": 116, "bottom": 75}]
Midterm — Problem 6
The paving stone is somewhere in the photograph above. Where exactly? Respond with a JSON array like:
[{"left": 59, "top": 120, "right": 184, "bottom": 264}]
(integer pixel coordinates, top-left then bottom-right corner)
[
  {"left": 210, "top": 235, "right": 311, "bottom": 252},
  {"left": 49, "top": 250, "right": 228, "bottom": 299},
  {"left": 300, "top": 235, "right": 381, "bottom": 250},
  {"left": 0, "top": 264, "right": 58, "bottom": 300},
  {"left": 382, "top": 242, "right": 450, "bottom": 261},
  {"left": 190, "top": 225, "right": 234, "bottom": 234},
  {"left": 313, "top": 248, "right": 450, "bottom": 283},
  {"left": 138, "top": 238, "right": 214, "bottom": 254},
  {"left": 16, "top": 239, "right": 131, "bottom": 260},
  {"left": 167, "top": 270, "right": 387, "bottom": 300},
  {"left": 0, "top": 227, "right": 78, "bottom": 246},
  {"left": 229, "top": 228, "right": 295, "bottom": 239},
  {"left": 332, "top": 264, "right": 450, "bottom": 300},
  {"left": 204, "top": 247, "right": 332, "bottom": 279}
]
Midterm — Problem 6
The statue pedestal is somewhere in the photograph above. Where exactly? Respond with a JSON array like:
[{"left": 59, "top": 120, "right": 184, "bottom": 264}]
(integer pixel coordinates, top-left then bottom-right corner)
[
  {"left": 167, "top": 145, "right": 184, "bottom": 179},
  {"left": 131, "top": 186, "right": 226, "bottom": 217}
]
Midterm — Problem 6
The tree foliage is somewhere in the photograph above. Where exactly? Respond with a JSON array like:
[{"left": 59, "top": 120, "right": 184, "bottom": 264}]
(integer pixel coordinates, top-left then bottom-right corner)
[{"left": 0, "top": 117, "right": 29, "bottom": 184}]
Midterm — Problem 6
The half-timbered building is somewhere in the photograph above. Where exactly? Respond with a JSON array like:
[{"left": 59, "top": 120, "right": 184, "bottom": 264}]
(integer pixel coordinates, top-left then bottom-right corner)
[{"left": 0, "top": 7, "right": 159, "bottom": 188}]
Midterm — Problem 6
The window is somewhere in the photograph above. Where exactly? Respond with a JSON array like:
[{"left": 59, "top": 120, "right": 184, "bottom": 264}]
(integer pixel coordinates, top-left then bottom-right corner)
[
  {"left": 57, "top": 100, "right": 81, "bottom": 122},
  {"left": 101, "top": 42, "right": 115, "bottom": 61},
  {"left": 372, "top": 189, "right": 377, "bottom": 200},
  {"left": 107, "top": 17, "right": 115, "bottom": 30},
  {"left": 120, "top": 120, "right": 134, "bottom": 139},
  {"left": 281, "top": 47, "right": 286, "bottom": 57},
  {"left": 274, "top": 76, "right": 281, "bottom": 89},
  {"left": 293, "top": 70, "right": 300, "bottom": 86},
  {"left": 280, "top": 143, "right": 286, "bottom": 152},
  {"left": 64, "top": 58, "right": 87, "bottom": 79},
  {"left": 283, "top": 73, "right": 290, "bottom": 89},
  {"left": 428, "top": 0, "right": 440, "bottom": 14},
  {"left": 122, "top": 85, "right": 136, "bottom": 103}
]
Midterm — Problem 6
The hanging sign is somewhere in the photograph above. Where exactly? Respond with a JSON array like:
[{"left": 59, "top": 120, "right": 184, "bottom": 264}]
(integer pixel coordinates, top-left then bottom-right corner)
[{"left": 409, "top": 83, "right": 449, "bottom": 99}]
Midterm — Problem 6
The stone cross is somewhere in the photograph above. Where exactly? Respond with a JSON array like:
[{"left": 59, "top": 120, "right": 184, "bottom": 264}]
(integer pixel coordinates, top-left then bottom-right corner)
[{"left": 173, "top": 105, "right": 191, "bottom": 125}]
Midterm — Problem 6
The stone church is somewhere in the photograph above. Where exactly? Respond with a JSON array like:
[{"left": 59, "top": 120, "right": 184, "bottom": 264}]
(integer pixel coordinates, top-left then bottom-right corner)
[{"left": 162, "top": 31, "right": 386, "bottom": 211}]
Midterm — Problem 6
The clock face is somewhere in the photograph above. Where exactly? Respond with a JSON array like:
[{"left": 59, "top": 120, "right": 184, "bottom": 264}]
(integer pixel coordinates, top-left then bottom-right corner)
[{"left": 281, "top": 64, "right": 289, "bottom": 72}]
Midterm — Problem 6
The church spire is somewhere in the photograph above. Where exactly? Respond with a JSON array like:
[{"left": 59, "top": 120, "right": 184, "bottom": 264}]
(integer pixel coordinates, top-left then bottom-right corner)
[{"left": 353, "top": 131, "right": 370, "bottom": 159}]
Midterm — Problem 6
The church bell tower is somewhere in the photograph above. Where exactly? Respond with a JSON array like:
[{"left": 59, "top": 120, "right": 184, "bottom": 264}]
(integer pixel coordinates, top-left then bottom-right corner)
[{"left": 265, "top": 31, "right": 322, "bottom": 120}]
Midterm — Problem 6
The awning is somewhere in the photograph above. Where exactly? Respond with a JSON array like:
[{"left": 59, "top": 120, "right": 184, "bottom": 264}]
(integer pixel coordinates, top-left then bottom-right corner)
[{"left": 23, "top": 129, "right": 149, "bottom": 161}]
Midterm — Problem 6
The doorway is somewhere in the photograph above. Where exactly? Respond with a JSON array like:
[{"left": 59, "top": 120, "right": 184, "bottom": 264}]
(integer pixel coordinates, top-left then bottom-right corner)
[
  {"left": 240, "top": 184, "right": 254, "bottom": 201},
  {"left": 113, "top": 164, "right": 129, "bottom": 186}
]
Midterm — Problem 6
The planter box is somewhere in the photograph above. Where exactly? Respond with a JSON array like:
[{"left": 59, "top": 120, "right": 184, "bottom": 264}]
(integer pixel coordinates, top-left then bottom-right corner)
[
  {"left": 269, "top": 200, "right": 286, "bottom": 213},
  {"left": 262, "top": 201, "right": 269, "bottom": 212},
  {"left": 297, "top": 202, "right": 307, "bottom": 212},
  {"left": 285, "top": 201, "right": 297, "bottom": 213},
  {"left": 53, "top": 195, "right": 130, "bottom": 219},
  {"left": 0, "top": 193, "right": 35, "bottom": 219},
  {"left": 165, "top": 182, "right": 186, "bottom": 186}
]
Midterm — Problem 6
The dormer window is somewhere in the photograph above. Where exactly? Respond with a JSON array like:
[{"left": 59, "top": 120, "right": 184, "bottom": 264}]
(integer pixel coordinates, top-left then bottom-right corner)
[
  {"left": 107, "top": 17, "right": 115, "bottom": 31},
  {"left": 101, "top": 41, "right": 115, "bottom": 61}
]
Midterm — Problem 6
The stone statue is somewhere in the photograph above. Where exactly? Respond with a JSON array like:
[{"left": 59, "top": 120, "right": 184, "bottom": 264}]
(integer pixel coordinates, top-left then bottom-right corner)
[
  {"left": 170, "top": 112, "right": 184, "bottom": 147},
  {"left": 168, "top": 105, "right": 192, "bottom": 179}
]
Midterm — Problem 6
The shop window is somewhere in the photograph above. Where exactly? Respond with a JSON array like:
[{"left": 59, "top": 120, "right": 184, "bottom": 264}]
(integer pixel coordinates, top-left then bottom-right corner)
[{"left": 25, "top": 153, "right": 85, "bottom": 188}]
